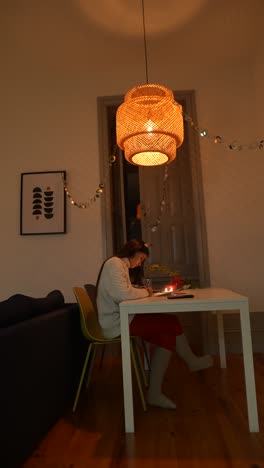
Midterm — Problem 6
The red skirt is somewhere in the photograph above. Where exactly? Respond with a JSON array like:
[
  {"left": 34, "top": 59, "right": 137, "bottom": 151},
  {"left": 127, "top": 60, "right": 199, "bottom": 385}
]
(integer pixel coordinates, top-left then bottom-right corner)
[{"left": 129, "top": 313, "right": 183, "bottom": 351}]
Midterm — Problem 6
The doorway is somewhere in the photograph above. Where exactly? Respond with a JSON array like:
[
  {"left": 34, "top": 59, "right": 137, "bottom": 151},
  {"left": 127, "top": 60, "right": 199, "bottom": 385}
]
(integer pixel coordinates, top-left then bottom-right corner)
[
  {"left": 97, "top": 90, "right": 210, "bottom": 350},
  {"left": 97, "top": 90, "right": 210, "bottom": 288}
]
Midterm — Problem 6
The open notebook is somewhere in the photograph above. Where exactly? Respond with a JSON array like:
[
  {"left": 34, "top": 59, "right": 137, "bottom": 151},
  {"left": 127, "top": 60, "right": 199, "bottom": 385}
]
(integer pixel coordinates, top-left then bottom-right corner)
[
  {"left": 153, "top": 291, "right": 194, "bottom": 299},
  {"left": 153, "top": 291, "right": 171, "bottom": 297}
]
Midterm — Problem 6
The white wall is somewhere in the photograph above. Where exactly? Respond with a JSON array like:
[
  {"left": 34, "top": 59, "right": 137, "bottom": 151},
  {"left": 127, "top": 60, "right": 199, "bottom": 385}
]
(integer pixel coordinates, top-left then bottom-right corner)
[{"left": 1, "top": 0, "right": 264, "bottom": 305}]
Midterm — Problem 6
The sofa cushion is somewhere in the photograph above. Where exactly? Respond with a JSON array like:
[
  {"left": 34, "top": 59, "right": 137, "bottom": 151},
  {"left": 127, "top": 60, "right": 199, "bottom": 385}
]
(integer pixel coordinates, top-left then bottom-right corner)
[
  {"left": 30, "top": 290, "right": 65, "bottom": 315},
  {"left": 0, "top": 294, "right": 34, "bottom": 328},
  {"left": 0, "top": 290, "right": 65, "bottom": 328}
]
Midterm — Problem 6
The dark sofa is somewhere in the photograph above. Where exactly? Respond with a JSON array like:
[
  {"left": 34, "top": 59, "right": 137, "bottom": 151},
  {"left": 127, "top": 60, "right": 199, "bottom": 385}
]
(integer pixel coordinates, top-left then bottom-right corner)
[{"left": 0, "top": 290, "right": 85, "bottom": 468}]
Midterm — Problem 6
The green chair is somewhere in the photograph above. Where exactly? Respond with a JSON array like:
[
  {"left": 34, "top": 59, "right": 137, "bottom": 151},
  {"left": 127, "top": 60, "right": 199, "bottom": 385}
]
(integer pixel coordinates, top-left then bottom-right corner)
[
  {"left": 84, "top": 283, "right": 151, "bottom": 373},
  {"left": 72, "top": 287, "right": 148, "bottom": 413},
  {"left": 84, "top": 283, "right": 106, "bottom": 369}
]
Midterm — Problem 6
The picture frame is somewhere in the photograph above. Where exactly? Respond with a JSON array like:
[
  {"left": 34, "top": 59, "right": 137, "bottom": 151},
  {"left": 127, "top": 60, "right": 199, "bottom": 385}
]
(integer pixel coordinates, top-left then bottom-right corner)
[{"left": 20, "top": 171, "right": 67, "bottom": 235}]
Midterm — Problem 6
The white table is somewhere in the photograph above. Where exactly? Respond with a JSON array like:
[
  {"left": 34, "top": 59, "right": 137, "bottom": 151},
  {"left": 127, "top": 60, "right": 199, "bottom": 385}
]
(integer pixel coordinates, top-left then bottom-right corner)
[{"left": 120, "top": 288, "right": 259, "bottom": 433}]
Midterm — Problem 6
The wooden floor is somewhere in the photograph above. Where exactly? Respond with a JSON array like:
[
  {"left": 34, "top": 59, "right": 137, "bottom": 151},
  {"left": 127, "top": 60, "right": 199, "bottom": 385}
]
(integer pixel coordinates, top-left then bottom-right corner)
[{"left": 23, "top": 352, "right": 264, "bottom": 468}]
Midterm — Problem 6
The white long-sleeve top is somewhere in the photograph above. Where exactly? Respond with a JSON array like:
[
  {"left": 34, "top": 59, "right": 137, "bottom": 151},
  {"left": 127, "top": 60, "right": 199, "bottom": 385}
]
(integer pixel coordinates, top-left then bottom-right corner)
[{"left": 96, "top": 256, "right": 148, "bottom": 338}]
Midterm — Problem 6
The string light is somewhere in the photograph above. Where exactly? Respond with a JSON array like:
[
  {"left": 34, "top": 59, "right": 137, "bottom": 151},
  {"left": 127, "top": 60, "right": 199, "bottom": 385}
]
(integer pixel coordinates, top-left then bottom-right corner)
[
  {"left": 63, "top": 150, "right": 117, "bottom": 208},
  {"left": 65, "top": 117, "right": 263, "bottom": 214},
  {"left": 142, "top": 115, "right": 263, "bottom": 233},
  {"left": 184, "top": 113, "right": 264, "bottom": 151}
]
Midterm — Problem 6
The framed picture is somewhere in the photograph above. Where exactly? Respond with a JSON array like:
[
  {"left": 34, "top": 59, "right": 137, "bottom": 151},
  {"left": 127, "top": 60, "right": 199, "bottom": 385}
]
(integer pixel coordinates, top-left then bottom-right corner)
[{"left": 20, "top": 171, "right": 66, "bottom": 235}]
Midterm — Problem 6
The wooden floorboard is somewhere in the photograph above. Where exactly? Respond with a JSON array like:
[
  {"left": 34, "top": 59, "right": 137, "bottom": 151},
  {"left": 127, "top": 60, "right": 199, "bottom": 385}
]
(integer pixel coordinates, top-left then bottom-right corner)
[{"left": 23, "top": 353, "right": 264, "bottom": 468}]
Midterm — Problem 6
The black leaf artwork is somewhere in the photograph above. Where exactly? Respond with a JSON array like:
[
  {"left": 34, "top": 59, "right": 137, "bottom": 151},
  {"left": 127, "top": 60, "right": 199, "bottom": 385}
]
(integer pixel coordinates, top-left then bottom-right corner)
[{"left": 20, "top": 171, "right": 66, "bottom": 235}]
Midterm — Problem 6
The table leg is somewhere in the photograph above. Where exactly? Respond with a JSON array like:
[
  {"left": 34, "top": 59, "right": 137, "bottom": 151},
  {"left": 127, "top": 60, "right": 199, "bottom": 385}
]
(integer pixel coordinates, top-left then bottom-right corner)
[
  {"left": 216, "top": 312, "right": 227, "bottom": 368},
  {"left": 120, "top": 310, "right": 135, "bottom": 433},
  {"left": 240, "top": 303, "right": 259, "bottom": 432}
]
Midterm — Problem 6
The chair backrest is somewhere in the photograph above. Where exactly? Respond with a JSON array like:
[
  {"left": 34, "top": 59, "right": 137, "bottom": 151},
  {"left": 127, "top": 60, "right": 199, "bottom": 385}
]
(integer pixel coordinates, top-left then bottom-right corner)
[
  {"left": 73, "top": 287, "right": 105, "bottom": 341},
  {"left": 84, "top": 283, "right": 97, "bottom": 314}
]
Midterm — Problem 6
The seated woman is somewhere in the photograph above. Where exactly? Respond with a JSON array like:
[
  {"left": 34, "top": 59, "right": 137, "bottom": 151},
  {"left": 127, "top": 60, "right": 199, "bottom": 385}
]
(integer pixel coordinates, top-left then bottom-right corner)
[{"left": 96, "top": 239, "right": 213, "bottom": 409}]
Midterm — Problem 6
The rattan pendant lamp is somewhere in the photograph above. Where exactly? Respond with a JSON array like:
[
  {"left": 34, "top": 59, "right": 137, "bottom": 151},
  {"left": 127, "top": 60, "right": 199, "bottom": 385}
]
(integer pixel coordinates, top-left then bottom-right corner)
[{"left": 116, "top": 0, "right": 184, "bottom": 167}]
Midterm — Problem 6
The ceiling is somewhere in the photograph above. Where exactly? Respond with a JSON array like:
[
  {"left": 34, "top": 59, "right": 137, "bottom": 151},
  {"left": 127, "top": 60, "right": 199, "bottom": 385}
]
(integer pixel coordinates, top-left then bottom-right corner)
[{"left": 77, "top": 0, "right": 208, "bottom": 36}]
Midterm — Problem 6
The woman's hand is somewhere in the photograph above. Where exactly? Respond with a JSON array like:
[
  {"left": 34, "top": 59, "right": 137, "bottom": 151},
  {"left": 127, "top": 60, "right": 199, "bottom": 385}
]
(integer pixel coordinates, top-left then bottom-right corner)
[{"left": 146, "top": 287, "right": 153, "bottom": 297}]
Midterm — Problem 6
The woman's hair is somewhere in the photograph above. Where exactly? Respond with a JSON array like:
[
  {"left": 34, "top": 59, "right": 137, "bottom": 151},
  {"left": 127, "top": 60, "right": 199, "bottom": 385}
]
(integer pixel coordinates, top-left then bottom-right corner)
[
  {"left": 96, "top": 239, "right": 149, "bottom": 293},
  {"left": 117, "top": 239, "right": 149, "bottom": 258}
]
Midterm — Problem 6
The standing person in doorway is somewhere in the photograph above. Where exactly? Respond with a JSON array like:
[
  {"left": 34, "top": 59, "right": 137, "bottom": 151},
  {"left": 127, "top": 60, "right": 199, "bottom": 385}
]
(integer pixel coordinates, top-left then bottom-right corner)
[{"left": 96, "top": 239, "right": 213, "bottom": 409}]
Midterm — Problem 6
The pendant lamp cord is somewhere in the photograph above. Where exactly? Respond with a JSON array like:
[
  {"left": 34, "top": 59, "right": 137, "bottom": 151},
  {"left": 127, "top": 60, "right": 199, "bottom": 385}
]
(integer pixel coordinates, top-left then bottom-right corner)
[{"left": 141, "top": 0, "right": 149, "bottom": 84}]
